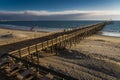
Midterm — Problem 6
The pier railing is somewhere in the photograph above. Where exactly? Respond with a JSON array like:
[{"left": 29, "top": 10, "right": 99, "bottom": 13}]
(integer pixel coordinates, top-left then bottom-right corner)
[
  {"left": 8, "top": 22, "right": 107, "bottom": 58},
  {"left": 0, "top": 21, "right": 111, "bottom": 80}
]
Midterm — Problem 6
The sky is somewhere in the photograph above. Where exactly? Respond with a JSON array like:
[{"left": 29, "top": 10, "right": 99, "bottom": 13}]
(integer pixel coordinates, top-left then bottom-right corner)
[{"left": 0, "top": 0, "right": 120, "bottom": 20}]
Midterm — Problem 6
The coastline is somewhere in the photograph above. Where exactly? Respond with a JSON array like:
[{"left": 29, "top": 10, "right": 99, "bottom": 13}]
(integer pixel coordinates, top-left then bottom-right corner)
[
  {"left": 0, "top": 27, "right": 120, "bottom": 45},
  {"left": 0, "top": 27, "right": 120, "bottom": 61},
  {"left": 101, "top": 31, "right": 120, "bottom": 37},
  {"left": 0, "top": 26, "right": 49, "bottom": 33},
  {"left": 0, "top": 27, "right": 120, "bottom": 79}
]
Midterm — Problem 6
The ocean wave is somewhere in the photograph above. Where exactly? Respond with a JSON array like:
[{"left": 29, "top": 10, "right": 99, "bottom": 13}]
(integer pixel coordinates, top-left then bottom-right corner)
[{"left": 101, "top": 31, "right": 120, "bottom": 37}]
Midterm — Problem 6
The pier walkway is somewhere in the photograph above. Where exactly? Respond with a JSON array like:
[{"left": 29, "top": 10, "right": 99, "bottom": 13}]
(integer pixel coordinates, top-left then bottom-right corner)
[
  {"left": 8, "top": 22, "right": 107, "bottom": 57},
  {"left": 0, "top": 21, "right": 111, "bottom": 80}
]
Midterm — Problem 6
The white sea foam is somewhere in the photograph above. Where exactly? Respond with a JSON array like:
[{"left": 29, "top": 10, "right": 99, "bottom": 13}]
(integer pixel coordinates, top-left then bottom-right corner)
[{"left": 102, "top": 31, "right": 120, "bottom": 37}]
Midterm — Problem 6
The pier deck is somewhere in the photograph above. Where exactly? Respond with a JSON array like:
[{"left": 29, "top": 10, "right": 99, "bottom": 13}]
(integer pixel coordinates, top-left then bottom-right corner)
[{"left": 0, "top": 21, "right": 111, "bottom": 80}]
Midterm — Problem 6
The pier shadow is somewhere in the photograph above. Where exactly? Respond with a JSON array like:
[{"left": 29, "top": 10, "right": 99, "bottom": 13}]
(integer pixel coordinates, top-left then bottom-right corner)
[
  {"left": 57, "top": 48, "right": 90, "bottom": 60},
  {"left": 57, "top": 48, "right": 120, "bottom": 79}
]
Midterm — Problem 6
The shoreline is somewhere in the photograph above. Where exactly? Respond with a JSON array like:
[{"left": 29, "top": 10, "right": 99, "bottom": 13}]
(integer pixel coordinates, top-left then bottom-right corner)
[
  {"left": 101, "top": 31, "right": 120, "bottom": 37},
  {"left": 0, "top": 26, "right": 49, "bottom": 33},
  {"left": 0, "top": 27, "right": 120, "bottom": 45},
  {"left": 97, "top": 31, "right": 120, "bottom": 38},
  {"left": 0, "top": 27, "right": 120, "bottom": 79},
  {"left": 1, "top": 25, "right": 120, "bottom": 38},
  {"left": 0, "top": 27, "right": 120, "bottom": 38}
]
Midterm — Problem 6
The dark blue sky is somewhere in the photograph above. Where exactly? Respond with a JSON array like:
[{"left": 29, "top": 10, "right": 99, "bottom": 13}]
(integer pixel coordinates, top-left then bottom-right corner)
[
  {"left": 0, "top": 0, "right": 119, "bottom": 11},
  {"left": 0, "top": 0, "right": 119, "bottom": 20}
]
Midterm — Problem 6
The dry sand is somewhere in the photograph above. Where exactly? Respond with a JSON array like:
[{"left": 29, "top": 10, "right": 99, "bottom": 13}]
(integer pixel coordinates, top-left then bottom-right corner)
[
  {"left": 0, "top": 28, "right": 48, "bottom": 45},
  {"left": 0, "top": 28, "right": 120, "bottom": 80},
  {"left": 36, "top": 35, "right": 120, "bottom": 80},
  {"left": 73, "top": 35, "right": 120, "bottom": 61}
]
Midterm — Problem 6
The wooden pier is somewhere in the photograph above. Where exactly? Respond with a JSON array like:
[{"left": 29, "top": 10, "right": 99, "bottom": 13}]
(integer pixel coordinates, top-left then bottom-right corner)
[
  {"left": 8, "top": 22, "right": 107, "bottom": 57},
  {"left": 0, "top": 21, "right": 111, "bottom": 80}
]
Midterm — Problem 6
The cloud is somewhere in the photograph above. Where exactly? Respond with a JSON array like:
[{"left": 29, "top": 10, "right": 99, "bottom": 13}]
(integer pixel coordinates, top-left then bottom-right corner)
[{"left": 0, "top": 10, "right": 120, "bottom": 20}]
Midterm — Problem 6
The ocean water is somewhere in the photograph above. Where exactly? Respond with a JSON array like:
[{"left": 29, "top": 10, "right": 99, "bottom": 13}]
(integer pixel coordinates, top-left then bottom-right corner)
[
  {"left": 102, "top": 21, "right": 120, "bottom": 37},
  {"left": 0, "top": 21, "right": 120, "bottom": 37}
]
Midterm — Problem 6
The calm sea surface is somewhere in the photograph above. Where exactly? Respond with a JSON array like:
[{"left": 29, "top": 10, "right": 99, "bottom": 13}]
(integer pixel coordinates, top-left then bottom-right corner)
[{"left": 0, "top": 21, "right": 120, "bottom": 37}]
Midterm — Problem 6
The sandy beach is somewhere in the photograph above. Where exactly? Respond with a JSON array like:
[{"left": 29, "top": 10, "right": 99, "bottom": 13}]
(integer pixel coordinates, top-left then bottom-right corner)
[
  {"left": 0, "top": 0, "right": 120, "bottom": 79},
  {"left": 35, "top": 34, "right": 120, "bottom": 80},
  {"left": 0, "top": 28, "right": 120, "bottom": 80},
  {"left": 0, "top": 28, "right": 49, "bottom": 45}
]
